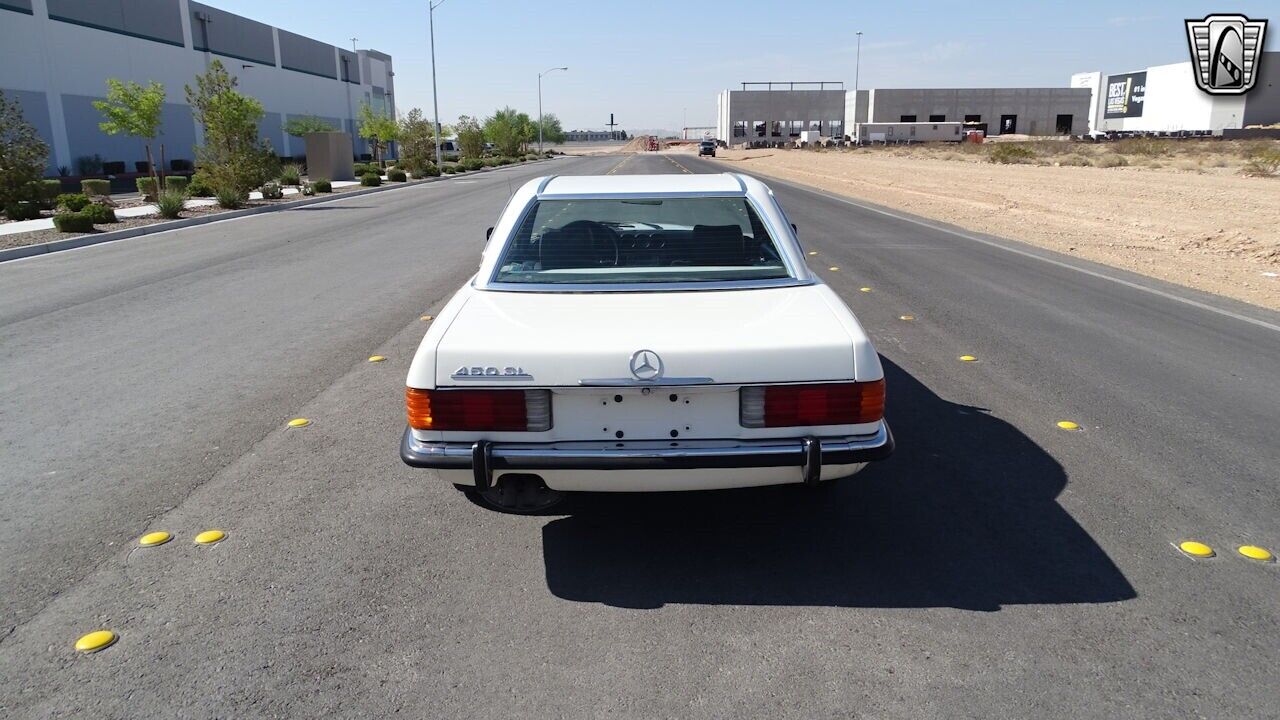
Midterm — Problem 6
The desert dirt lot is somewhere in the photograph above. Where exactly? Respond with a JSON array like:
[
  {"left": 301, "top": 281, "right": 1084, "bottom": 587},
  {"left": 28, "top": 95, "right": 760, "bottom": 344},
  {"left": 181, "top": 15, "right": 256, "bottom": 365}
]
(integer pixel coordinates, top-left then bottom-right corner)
[{"left": 700, "top": 140, "right": 1280, "bottom": 311}]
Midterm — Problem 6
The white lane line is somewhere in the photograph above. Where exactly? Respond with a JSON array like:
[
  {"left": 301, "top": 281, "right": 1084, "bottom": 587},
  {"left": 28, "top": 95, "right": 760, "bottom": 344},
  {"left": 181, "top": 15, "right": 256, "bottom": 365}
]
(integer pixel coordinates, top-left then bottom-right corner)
[{"left": 721, "top": 166, "right": 1280, "bottom": 335}]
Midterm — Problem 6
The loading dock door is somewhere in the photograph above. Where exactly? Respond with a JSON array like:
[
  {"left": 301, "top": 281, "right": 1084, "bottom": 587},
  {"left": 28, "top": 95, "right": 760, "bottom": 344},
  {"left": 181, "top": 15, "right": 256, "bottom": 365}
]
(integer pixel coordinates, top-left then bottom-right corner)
[{"left": 1056, "top": 114, "right": 1073, "bottom": 134}]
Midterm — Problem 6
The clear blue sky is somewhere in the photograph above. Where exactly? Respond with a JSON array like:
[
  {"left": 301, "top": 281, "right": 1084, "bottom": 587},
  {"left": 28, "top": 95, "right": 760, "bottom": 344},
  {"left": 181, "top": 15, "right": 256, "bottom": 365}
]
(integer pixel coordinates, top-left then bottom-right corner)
[{"left": 210, "top": 0, "right": 1277, "bottom": 133}]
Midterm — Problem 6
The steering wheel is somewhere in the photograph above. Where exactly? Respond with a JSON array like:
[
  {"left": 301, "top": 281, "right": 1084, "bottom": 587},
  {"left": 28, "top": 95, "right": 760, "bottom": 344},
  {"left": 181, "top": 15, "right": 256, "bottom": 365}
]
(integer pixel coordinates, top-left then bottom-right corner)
[{"left": 560, "top": 220, "right": 619, "bottom": 267}]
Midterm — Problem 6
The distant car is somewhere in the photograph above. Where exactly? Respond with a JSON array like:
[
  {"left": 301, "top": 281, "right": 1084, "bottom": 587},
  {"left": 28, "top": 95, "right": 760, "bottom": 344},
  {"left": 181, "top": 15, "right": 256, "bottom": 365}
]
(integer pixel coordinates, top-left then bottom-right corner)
[
  {"left": 401, "top": 173, "right": 893, "bottom": 512},
  {"left": 698, "top": 140, "right": 716, "bottom": 157}
]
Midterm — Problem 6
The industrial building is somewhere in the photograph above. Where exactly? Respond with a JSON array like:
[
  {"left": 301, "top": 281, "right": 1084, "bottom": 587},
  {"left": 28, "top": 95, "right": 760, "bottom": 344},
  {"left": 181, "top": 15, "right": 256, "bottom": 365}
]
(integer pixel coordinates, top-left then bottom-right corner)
[
  {"left": 1073, "top": 52, "right": 1280, "bottom": 135},
  {"left": 0, "top": 0, "right": 394, "bottom": 175},
  {"left": 564, "top": 130, "right": 628, "bottom": 142},
  {"left": 716, "top": 52, "right": 1280, "bottom": 145}
]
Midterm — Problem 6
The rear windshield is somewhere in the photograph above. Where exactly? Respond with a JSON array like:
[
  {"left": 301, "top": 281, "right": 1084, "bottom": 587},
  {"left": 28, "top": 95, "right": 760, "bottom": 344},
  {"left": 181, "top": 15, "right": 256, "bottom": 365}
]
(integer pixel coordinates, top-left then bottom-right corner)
[{"left": 493, "top": 197, "right": 790, "bottom": 284}]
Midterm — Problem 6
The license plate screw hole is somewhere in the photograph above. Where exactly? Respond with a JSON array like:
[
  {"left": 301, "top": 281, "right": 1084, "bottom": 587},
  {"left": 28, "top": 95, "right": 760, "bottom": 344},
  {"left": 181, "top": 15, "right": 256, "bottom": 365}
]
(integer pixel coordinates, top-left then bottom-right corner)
[
  {"left": 613, "top": 394, "right": 623, "bottom": 403},
  {"left": 669, "top": 394, "right": 678, "bottom": 402},
  {"left": 670, "top": 429, "right": 679, "bottom": 438},
  {"left": 615, "top": 430, "right": 624, "bottom": 438}
]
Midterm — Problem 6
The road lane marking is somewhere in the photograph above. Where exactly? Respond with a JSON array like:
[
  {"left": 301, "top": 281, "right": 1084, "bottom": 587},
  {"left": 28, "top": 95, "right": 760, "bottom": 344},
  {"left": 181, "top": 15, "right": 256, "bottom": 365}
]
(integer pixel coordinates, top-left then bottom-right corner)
[
  {"left": 708, "top": 164, "right": 1280, "bottom": 335},
  {"left": 194, "top": 529, "right": 226, "bottom": 545},
  {"left": 665, "top": 156, "right": 693, "bottom": 174},
  {"left": 1238, "top": 545, "right": 1274, "bottom": 562},
  {"left": 606, "top": 156, "right": 632, "bottom": 175},
  {"left": 860, "top": 287, "right": 872, "bottom": 293},
  {"left": 420, "top": 315, "right": 433, "bottom": 321},
  {"left": 1056, "top": 421, "right": 1082, "bottom": 431},
  {"left": 75, "top": 630, "right": 118, "bottom": 653},
  {"left": 138, "top": 531, "right": 172, "bottom": 547},
  {"left": 368, "top": 355, "right": 386, "bottom": 363},
  {"left": 900, "top": 315, "right": 915, "bottom": 321},
  {"left": 287, "top": 418, "right": 310, "bottom": 428},
  {"left": 959, "top": 355, "right": 978, "bottom": 362},
  {"left": 1177, "top": 540, "right": 1215, "bottom": 558}
]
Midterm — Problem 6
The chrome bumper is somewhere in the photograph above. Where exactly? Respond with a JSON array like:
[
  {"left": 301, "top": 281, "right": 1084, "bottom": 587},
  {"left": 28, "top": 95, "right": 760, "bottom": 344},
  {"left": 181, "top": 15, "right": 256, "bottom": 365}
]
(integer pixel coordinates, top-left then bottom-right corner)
[{"left": 400, "top": 423, "right": 893, "bottom": 489}]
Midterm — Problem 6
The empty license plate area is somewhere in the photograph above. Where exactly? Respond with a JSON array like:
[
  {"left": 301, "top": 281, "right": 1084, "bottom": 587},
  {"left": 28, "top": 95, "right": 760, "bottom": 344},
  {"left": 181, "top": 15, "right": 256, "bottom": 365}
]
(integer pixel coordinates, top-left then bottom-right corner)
[{"left": 553, "top": 386, "right": 739, "bottom": 440}]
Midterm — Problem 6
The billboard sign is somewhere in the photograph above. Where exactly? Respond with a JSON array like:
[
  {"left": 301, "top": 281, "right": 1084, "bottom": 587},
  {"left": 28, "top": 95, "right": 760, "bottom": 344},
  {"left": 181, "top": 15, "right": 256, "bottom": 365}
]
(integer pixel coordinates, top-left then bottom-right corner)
[{"left": 1104, "top": 72, "right": 1146, "bottom": 119}]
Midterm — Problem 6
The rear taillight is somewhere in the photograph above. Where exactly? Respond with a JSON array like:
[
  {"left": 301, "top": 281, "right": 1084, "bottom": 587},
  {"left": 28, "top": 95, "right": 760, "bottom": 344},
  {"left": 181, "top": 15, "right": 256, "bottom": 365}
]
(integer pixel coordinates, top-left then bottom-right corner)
[
  {"left": 406, "top": 388, "right": 552, "bottom": 431},
  {"left": 739, "top": 380, "right": 884, "bottom": 428}
]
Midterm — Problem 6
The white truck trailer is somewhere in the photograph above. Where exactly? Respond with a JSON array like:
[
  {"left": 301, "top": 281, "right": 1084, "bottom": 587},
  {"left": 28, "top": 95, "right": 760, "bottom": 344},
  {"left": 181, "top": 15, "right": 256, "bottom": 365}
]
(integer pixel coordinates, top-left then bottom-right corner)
[{"left": 853, "top": 122, "right": 963, "bottom": 144}]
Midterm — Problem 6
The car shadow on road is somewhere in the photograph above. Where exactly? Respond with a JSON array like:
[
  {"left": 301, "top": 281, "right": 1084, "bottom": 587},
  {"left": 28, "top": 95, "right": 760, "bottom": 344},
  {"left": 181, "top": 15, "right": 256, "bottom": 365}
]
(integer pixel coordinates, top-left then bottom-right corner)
[{"left": 541, "top": 357, "right": 1135, "bottom": 611}]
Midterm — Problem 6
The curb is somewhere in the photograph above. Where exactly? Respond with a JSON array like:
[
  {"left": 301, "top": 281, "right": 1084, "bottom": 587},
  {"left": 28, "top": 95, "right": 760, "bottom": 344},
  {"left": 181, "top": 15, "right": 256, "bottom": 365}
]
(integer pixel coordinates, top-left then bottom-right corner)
[{"left": 0, "top": 157, "right": 558, "bottom": 265}]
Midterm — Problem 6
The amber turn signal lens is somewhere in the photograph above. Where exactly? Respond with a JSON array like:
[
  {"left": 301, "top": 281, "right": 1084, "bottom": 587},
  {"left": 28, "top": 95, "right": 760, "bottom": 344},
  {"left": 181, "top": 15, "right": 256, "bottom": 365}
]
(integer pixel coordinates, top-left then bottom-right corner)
[{"left": 406, "top": 387, "right": 434, "bottom": 430}]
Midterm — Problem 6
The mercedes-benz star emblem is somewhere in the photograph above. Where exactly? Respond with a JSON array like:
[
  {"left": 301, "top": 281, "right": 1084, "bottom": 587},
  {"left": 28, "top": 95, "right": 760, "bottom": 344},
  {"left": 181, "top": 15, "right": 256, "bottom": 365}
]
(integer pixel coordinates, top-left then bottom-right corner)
[{"left": 629, "top": 349, "right": 664, "bottom": 381}]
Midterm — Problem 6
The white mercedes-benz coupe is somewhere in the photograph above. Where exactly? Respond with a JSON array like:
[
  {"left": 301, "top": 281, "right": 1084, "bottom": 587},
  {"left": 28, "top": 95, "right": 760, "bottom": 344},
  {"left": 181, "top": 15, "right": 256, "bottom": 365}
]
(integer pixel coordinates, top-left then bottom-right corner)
[{"left": 401, "top": 173, "right": 892, "bottom": 512}]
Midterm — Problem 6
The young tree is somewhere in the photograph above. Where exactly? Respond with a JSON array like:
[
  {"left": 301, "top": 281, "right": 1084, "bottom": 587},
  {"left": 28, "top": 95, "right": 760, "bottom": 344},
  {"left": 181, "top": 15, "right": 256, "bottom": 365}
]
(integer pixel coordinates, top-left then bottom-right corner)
[
  {"left": 283, "top": 115, "right": 336, "bottom": 138},
  {"left": 455, "top": 115, "right": 485, "bottom": 159},
  {"left": 398, "top": 108, "right": 440, "bottom": 167},
  {"left": 357, "top": 102, "right": 399, "bottom": 162},
  {"left": 0, "top": 90, "right": 49, "bottom": 215},
  {"left": 94, "top": 79, "right": 166, "bottom": 191},
  {"left": 539, "top": 113, "right": 566, "bottom": 145},
  {"left": 185, "top": 60, "right": 277, "bottom": 206},
  {"left": 484, "top": 107, "right": 535, "bottom": 156}
]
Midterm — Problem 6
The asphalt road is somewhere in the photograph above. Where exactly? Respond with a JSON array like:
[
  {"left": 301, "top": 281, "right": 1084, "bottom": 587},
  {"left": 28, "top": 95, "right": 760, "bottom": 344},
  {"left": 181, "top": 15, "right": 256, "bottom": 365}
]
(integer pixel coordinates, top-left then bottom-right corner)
[{"left": 2, "top": 152, "right": 1278, "bottom": 718}]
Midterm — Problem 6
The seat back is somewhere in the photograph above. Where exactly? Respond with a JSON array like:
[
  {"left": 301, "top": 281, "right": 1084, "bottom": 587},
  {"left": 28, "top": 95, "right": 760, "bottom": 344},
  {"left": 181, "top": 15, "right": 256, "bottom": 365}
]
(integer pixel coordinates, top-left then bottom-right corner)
[{"left": 691, "top": 224, "right": 747, "bottom": 266}]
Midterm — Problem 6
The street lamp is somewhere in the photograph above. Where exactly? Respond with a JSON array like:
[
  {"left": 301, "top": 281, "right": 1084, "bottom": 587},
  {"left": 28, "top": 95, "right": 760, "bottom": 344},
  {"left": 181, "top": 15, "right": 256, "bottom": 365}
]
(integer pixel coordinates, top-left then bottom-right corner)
[
  {"left": 538, "top": 66, "right": 567, "bottom": 154},
  {"left": 429, "top": 0, "right": 447, "bottom": 168},
  {"left": 854, "top": 31, "right": 863, "bottom": 127}
]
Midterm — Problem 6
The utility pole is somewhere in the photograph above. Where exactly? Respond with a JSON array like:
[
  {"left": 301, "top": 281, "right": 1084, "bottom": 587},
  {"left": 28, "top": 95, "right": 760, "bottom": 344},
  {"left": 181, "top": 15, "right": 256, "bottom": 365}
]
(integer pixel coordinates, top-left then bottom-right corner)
[
  {"left": 538, "top": 66, "right": 567, "bottom": 154},
  {"left": 606, "top": 113, "right": 618, "bottom": 139},
  {"left": 429, "top": 0, "right": 445, "bottom": 168},
  {"left": 854, "top": 31, "right": 863, "bottom": 127}
]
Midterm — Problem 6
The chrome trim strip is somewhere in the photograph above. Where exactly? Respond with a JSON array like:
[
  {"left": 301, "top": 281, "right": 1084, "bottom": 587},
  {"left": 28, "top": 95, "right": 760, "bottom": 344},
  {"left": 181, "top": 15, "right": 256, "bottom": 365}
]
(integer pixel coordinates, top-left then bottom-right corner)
[
  {"left": 578, "top": 377, "right": 716, "bottom": 387},
  {"left": 482, "top": 277, "right": 813, "bottom": 293}
]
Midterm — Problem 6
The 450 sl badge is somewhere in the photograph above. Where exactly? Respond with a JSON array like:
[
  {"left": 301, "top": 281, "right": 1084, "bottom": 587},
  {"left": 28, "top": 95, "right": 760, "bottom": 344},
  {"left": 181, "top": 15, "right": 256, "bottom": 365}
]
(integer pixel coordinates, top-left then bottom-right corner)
[{"left": 451, "top": 366, "right": 533, "bottom": 380}]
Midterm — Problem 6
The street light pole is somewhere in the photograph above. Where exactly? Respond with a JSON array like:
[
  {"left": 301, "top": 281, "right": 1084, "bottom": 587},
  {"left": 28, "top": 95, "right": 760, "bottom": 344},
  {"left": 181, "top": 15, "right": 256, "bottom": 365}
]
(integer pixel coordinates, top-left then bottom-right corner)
[
  {"left": 854, "top": 31, "right": 863, "bottom": 127},
  {"left": 538, "top": 66, "right": 567, "bottom": 154},
  {"left": 429, "top": 0, "right": 446, "bottom": 168}
]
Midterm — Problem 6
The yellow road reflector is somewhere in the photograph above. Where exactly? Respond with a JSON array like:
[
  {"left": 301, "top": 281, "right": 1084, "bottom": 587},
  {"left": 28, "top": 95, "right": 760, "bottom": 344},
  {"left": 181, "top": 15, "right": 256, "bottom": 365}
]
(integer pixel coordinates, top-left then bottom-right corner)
[
  {"left": 368, "top": 355, "right": 386, "bottom": 363},
  {"left": 860, "top": 287, "right": 872, "bottom": 293},
  {"left": 959, "top": 355, "right": 977, "bottom": 362},
  {"left": 829, "top": 266, "right": 839, "bottom": 271},
  {"left": 420, "top": 315, "right": 433, "bottom": 321},
  {"left": 287, "top": 418, "right": 310, "bottom": 428},
  {"left": 75, "top": 630, "right": 117, "bottom": 653},
  {"left": 1238, "top": 545, "right": 1274, "bottom": 562},
  {"left": 807, "top": 251, "right": 817, "bottom": 256},
  {"left": 194, "top": 529, "right": 226, "bottom": 545},
  {"left": 1056, "top": 421, "right": 1081, "bottom": 431},
  {"left": 899, "top": 315, "right": 914, "bottom": 321},
  {"left": 1178, "top": 540, "right": 1214, "bottom": 558},
  {"left": 138, "top": 531, "right": 172, "bottom": 547}
]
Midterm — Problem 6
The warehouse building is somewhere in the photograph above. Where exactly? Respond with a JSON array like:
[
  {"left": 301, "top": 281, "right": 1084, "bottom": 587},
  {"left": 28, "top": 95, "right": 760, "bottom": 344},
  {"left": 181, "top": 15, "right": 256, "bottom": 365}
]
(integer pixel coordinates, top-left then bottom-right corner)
[
  {"left": 0, "top": 0, "right": 394, "bottom": 175},
  {"left": 1072, "top": 52, "right": 1280, "bottom": 135},
  {"left": 716, "top": 82, "right": 1090, "bottom": 145}
]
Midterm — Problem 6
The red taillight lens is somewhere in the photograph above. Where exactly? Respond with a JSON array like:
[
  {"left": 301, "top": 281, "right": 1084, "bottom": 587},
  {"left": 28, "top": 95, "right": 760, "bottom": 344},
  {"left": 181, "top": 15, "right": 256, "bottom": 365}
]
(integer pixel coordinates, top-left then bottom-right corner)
[
  {"left": 406, "top": 388, "right": 551, "bottom": 431},
  {"left": 739, "top": 380, "right": 885, "bottom": 428}
]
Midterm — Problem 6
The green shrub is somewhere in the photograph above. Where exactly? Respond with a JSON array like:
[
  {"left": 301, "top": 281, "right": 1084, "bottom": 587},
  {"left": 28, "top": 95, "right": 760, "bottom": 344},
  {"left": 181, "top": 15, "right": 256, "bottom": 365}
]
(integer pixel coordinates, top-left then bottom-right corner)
[
  {"left": 441, "top": 164, "right": 457, "bottom": 174},
  {"left": 83, "top": 203, "right": 118, "bottom": 223},
  {"left": 156, "top": 190, "right": 185, "bottom": 219},
  {"left": 301, "top": 182, "right": 316, "bottom": 196},
  {"left": 165, "top": 176, "right": 190, "bottom": 195},
  {"left": 360, "top": 172, "right": 382, "bottom": 186},
  {"left": 312, "top": 178, "right": 332, "bottom": 192},
  {"left": 387, "top": 168, "right": 407, "bottom": 182},
  {"left": 56, "top": 193, "right": 91, "bottom": 211},
  {"left": 136, "top": 176, "right": 158, "bottom": 200},
  {"left": 4, "top": 202, "right": 41, "bottom": 221},
  {"left": 80, "top": 178, "right": 110, "bottom": 197},
  {"left": 1095, "top": 154, "right": 1129, "bottom": 168},
  {"left": 216, "top": 189, "right": 245, "bottom": 209},
  {"left": 187, "top": 172, "right": 215, "bottom": 197},
  {"left": 259, "top": 181, "right": 284, "bottom": 199},
  {"left": 352, "top": 162, "right": 370, "bottom": 176},
  {"left": 988, "top": 144, "right": 1037, "bottom": 164},
  {"left": 460, "top": 158, "right": 483, "bottom": 171},
  {"left": 39, "top": 179, "right": 63, "bottom": 208},
  {"left": 52, "top": 210, "right": 95, "bottom": 232},
  {"left": 279, "top": 163, "right": 302, "bottom": 186},
  {"left": 411, "top": 163, "right": 440, "bottom": 179}
]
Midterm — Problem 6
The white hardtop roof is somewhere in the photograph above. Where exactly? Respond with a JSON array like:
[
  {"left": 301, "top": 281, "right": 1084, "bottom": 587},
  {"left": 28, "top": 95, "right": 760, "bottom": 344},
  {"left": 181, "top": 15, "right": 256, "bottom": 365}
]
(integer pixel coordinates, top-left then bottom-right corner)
[{"left": 538, "top": 173, "right": 747, "bottom": 197}]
